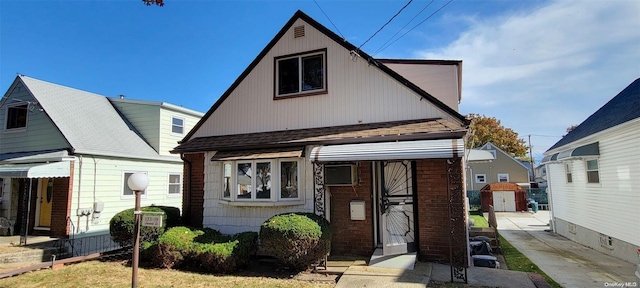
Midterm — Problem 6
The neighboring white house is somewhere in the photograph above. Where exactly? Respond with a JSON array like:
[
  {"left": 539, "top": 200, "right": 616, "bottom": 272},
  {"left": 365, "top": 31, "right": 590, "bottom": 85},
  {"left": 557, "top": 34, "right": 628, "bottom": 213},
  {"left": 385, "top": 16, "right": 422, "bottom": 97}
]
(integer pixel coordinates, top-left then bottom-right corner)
[
  {"left": 542, "top": 78, "right": 640, "bottom": 263},
  {"left": 0, "top": 75, "right": 203, "bottom": 241}
]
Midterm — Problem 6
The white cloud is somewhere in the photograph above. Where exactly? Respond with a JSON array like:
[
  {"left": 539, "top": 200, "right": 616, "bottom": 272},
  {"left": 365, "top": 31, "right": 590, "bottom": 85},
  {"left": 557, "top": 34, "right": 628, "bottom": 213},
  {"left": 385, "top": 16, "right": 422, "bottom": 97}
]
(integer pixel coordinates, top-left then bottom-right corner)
[{"left": 416, "top": 0, "right": 640, "bottom": 154}]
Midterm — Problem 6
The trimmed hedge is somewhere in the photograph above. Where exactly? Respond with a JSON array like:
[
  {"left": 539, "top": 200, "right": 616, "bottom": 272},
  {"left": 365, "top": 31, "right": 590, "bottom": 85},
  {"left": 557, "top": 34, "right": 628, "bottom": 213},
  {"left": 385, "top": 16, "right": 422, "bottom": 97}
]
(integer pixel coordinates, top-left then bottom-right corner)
[
  {"left": 260, "top": 212, "right": 332, "bottom": 270},
  {"left": 109, "top": 205, "right": 181, "bottom": 247},
  {"left": 144, "top": 227, "right": 258, "bottom": 274}
]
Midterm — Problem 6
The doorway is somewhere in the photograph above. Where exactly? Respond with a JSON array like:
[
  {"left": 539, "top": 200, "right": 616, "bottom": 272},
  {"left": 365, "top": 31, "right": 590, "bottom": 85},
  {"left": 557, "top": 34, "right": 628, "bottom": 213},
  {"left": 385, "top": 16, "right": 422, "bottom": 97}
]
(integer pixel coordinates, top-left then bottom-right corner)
[
  {"left": 36, "top": 178, "right": 53, "bottom": 228},
  {"left": 375, "top": 161, "right": 417, "bottom": 256}
]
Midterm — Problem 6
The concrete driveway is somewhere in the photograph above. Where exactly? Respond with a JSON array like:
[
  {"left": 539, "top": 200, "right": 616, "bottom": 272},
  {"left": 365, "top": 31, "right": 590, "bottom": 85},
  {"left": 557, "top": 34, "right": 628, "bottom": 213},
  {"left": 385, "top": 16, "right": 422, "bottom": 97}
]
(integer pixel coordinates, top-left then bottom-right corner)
[{"left": 496, "top": 211, "right": 637, "bottom": 288}]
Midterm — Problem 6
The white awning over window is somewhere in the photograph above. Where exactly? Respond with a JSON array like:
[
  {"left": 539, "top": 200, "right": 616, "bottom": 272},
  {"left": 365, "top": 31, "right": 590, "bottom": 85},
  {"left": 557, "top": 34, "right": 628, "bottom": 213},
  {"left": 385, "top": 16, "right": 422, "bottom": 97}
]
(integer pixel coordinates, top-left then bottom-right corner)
[
  {"left": 0, "top": 161, "right": 71, "bottom": 178},
  {"left": 310, "top": 139, "right": 464, "bottom": 162}
]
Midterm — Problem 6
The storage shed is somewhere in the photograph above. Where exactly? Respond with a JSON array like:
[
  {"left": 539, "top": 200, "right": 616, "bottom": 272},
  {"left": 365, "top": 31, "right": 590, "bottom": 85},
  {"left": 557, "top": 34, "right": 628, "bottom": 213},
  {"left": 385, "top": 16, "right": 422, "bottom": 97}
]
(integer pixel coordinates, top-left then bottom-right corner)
[{"left": 480, "top": 182, "right": 527, "bottom": 212}]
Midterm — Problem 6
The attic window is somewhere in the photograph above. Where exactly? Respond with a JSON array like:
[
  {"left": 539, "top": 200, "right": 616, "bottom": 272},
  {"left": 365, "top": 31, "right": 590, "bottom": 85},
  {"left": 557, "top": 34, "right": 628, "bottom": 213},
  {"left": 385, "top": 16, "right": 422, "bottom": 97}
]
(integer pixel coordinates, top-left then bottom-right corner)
[
  {"left": 5, "top": 104, "right": 28, "bottom": 131},
  {"left": 275, "top": 49, "right": 327, "bottom": 98},
  {"left": 294, "top": 25, "right": 305, "bottom": 38}
]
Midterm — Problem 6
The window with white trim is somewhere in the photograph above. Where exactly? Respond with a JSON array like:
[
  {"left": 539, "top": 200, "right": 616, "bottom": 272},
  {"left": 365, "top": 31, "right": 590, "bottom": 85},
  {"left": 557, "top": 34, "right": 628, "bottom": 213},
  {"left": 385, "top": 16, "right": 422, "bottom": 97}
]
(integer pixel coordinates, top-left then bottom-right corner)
[
  {"left": 565, "top": 163, "right": 573, "bottom": 183},
  {"left": 497, "top": 173, "right": 509, "bottom": 182},
  {"left": 221, "top": 159, "right": 301, "bottom": 202},
  {"left": 586, "top": 159, "right": 599, "bottom": 183},
  {"left": 5, "top": 104, "right": 28, "bottom": 131},
  {"left": 122, "top": 171, "right": 147, "bottom": 197},
  {"left": 171, "top": 117, "right": 184, "bottom": 134},
  {"left": 168, "top": 173, "right": 182, "bottom": 195},
  {"left": 475, "top": 174, "right": 486, "bottom": 184},
  {"left": 275, "top": 49, "right": 326, "bottom": 97}
]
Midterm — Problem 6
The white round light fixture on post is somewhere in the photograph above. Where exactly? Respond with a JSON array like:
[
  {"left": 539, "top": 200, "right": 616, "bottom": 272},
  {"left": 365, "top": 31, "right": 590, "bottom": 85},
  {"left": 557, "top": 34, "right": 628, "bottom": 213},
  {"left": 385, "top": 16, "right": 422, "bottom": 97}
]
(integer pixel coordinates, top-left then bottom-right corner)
[
  {"left": 127, "top": 172, "right": 149, "bottom": 192},
  {"left": 127, "top": 172, "right": 148, "bottom": 288}
]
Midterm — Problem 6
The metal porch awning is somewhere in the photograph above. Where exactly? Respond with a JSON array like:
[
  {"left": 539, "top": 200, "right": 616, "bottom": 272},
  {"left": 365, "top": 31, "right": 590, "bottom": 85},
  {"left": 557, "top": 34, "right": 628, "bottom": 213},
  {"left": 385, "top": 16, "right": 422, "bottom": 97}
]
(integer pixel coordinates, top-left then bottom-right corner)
[
  {"left": 211, "top": 147, "right": 304, "bottom": 161},
  {"left": 0, "top": 161, "right": 71, "bottom": 178},
  {"left": 543, "top": 142, "right": 599, "bottom": 163},
  {"left": 310, "top": 139, "right": 464, "bottom": 162}
]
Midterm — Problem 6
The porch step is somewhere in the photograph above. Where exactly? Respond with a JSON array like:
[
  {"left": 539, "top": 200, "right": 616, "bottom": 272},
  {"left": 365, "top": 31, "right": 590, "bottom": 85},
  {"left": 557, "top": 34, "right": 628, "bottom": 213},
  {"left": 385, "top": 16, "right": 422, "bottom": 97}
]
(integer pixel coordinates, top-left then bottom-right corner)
[
  {"left": 368, "top": 248, "right": 416, "bottom": 270},
  {"left": 0, "top": 246, "right": 58, "bottom": 265}
]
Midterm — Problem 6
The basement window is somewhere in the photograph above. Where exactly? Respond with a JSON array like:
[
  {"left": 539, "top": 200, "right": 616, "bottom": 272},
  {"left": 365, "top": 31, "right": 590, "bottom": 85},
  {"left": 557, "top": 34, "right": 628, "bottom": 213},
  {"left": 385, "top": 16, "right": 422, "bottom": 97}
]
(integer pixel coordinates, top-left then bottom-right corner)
[{"left": 275, "top": 49, "right": 327, "bottom": 98}]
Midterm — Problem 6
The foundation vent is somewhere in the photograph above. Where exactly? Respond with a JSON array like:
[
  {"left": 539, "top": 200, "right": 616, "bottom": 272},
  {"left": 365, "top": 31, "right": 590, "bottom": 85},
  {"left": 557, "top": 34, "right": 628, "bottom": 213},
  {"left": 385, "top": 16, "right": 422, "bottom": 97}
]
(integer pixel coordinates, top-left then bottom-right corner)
[
  {"left": 294, "top": 25, "right": 305, "bottom": 38},
  {"left": 599, "top": 233, "right": 614, "bottom": 249}
]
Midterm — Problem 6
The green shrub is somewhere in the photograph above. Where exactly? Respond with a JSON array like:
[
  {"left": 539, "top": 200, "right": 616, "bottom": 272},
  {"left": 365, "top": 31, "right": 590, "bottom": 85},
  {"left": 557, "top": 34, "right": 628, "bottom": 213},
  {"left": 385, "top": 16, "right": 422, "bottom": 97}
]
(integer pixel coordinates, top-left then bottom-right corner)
[
  {"left": 144, "top": 226, "right": 258, "bottom": 273},
  {"left": 260, "top": 213, "right": 332, "bottom": 270},
  {"left": 109, "top": 206, "right": 168, "bottom": 247},
  {"left": 149, "top": 205, "right": 182, "bottom": 228}
]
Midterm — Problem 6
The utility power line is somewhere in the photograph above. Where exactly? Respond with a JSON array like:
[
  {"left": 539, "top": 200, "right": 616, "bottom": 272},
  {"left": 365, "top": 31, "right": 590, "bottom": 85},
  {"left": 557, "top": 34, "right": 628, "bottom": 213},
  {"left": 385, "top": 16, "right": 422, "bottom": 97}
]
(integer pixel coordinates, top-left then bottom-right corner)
[
  {"left": 313, "top": 0, "right": 345, "bottom": 39},
  {"left": 374, "top": 0, "right": 454, "bottom": 55},
  {"left": 357, "top": 0, "right": 413, "bottom": 50},
  {"left": 372, "top": 0, "right": 436, "bottom": 56}
]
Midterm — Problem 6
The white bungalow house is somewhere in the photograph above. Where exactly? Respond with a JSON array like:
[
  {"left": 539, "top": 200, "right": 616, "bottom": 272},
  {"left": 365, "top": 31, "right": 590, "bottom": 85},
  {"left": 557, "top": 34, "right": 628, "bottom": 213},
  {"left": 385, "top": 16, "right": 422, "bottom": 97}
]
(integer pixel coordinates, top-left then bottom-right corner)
[
  {"left": 542, "top": 78, "right": 640, "bottom": 263},
  {"left": 0, "top": 75, "right": 203, "bottom": 242},
  {"left": 172, "top": 10, "right": 471, "bottom": 271}
]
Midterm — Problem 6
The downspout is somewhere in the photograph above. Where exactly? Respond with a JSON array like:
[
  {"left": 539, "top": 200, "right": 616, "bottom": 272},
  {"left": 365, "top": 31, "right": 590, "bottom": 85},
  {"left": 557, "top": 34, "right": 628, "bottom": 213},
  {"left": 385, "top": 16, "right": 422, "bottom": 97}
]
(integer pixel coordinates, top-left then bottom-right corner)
[
  {"left": 76, "top": 155, "right": 83, "bottom": 233},
  {"left": 180, "top": 153, "right": 192, "bottom": 226},
  {"left": 545, "top": 163, "right": 556, "bottom": 233},
  {"left": 88, "top": 156, "right": 98, "bottom": 232}
]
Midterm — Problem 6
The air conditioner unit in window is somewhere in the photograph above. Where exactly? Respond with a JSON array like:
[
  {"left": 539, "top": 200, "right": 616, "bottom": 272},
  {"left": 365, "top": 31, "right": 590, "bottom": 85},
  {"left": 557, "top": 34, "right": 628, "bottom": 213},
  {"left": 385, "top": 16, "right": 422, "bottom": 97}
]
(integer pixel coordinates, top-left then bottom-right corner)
[{"left": 324, "top": 164, "right": 357, "bottom": 186}]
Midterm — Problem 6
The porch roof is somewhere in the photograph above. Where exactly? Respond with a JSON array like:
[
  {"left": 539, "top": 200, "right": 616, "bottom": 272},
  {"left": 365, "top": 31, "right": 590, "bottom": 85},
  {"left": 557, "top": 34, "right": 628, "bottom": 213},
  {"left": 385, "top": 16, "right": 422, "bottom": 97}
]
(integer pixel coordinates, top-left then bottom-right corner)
[
  {"left": 309, "top": 139, "right": 464, "bottom": 162},
  {"left": 0, "top": 161, "right": 71, "bottom": 178},
  {"left": 173, "top": 118, "right": 467, "bottom": 153}
]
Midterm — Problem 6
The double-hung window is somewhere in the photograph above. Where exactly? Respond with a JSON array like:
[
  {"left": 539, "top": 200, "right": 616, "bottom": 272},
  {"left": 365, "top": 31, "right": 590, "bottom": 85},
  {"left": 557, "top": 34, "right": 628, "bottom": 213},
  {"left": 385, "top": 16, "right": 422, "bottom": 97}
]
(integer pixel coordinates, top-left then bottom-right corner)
[
  {"left": 586, "top": 159, "right": 599, "bottom": 183},
  {"left": 172, "top": 117, "right": 184, "bottom": 135},
  {"left": 5, "top": 104, "right": 28, "bottom": 131},
  {"left": 565, "top": 163, "right": 573, "bottom": 183},
  {"left": 275, "top": 49, "right": 326, "bottom": 97},
  {"left": 222, "top": 159, "right": 301, "bottom": 202},
  {"left": 168, "top": 173, "right": 182, "bottom": 196},
  {"left": 122, "top": 171, "right": 147, "bottom": 198},
  {"left": 497, "top": 173, "right": 509, "bottom": 182}
]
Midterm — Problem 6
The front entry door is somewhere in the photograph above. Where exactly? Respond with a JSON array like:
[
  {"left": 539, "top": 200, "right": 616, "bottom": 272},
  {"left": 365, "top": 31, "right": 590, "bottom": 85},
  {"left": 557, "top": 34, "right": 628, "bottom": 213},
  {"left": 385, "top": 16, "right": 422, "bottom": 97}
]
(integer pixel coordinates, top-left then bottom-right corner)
[
  {"left": 37, "top": 178, "right": 53, "bottom": 227},
  {"left": 379, "top": 161, "right": 416, "bottom": 256}
]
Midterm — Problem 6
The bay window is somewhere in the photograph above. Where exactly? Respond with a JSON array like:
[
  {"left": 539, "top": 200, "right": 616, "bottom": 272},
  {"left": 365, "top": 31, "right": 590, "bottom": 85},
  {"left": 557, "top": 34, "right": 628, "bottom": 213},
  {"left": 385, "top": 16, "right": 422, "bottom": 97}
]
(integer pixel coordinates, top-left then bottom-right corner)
[{"left": 222, "top": 158, "right": 301, "bottom": 202}]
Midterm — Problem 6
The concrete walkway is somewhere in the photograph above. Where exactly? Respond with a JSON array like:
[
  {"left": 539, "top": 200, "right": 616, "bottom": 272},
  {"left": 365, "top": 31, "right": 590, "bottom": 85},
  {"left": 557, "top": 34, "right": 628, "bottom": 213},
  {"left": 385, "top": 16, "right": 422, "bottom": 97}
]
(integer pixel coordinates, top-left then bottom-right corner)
[
  {"left": 333, "top": 257, "right": 540, "bottom": 287},
  {"left": 496, "top": 211, "right": 637, "bottom": 288}
]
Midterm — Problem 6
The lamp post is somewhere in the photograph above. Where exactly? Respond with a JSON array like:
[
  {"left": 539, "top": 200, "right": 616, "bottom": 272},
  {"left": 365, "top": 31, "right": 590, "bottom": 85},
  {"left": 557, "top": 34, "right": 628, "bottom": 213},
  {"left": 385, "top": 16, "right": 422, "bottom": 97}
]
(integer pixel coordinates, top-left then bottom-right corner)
[{"left": 127, "top": 172, "right": 148, "bottom": 288}]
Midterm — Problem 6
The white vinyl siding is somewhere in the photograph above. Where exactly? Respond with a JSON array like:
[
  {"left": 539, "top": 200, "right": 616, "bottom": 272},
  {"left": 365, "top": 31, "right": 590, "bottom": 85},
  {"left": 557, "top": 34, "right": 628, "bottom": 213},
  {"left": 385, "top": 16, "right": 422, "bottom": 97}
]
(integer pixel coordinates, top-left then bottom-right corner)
[
  {"left": 111, "top": 101, "right": 161, "bottom": 153},
  {"left": 202, "top": 152, "right": 313, "bottom": 235},
  {"left": 384, "top": 63, "right": 460, "bottom": 111},
  {"left": 159, "top": 109, "right": 201, "bottom": 156},
  {"left": 191, "top": 18, "right": 459, "bottom": 139},
  {"left": 0, "top": 83, "right": 69, "bottom": 154},
  {"left": 68, "top": 155, "right": 184, "bottom": 234},
  {"left": 547, "top": 119, "right": 640, "bottom": 247}
]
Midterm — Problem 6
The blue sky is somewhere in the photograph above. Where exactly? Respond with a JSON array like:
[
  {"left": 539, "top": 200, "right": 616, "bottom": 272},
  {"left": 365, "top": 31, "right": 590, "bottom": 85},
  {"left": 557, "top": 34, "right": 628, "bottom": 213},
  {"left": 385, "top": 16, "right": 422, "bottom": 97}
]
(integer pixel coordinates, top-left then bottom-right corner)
[{"left": 1, "top": 0, "right": 639, "bottom": 162}]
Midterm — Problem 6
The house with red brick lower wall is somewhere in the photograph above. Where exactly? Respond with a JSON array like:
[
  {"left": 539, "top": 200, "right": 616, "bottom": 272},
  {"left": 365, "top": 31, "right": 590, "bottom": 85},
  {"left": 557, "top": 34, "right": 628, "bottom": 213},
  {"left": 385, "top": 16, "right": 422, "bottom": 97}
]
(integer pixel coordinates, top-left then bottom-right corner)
[{"left": 172, "top": 10, "right": 470, "bottom": 269}]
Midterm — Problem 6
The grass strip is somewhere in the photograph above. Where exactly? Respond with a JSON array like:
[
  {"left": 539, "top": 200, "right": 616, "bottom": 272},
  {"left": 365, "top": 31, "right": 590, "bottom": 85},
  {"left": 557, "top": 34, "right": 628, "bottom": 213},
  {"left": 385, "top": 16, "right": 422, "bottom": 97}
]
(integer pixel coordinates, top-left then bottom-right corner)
[{"left": 499, "top": 234, "right": 563, "bottom": 288}]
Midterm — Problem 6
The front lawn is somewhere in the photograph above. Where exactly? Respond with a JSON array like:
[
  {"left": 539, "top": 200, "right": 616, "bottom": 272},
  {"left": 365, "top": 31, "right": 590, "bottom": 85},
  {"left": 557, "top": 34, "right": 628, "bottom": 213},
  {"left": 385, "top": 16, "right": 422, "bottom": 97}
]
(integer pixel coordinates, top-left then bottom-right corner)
[{"left": 0, "top": 259, "right": 333, "bottom": 288}]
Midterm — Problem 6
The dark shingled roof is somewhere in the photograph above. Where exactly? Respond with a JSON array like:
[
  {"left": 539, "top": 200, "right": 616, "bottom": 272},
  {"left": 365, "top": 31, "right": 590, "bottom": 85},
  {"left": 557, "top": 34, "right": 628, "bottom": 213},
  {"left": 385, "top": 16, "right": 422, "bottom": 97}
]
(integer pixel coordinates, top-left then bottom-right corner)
[
  {"left": 548, "top": 78, "right": 640, "bottom": 151},
  {"left": 172, "top": 118, "right": 466, "bottom": 153}
]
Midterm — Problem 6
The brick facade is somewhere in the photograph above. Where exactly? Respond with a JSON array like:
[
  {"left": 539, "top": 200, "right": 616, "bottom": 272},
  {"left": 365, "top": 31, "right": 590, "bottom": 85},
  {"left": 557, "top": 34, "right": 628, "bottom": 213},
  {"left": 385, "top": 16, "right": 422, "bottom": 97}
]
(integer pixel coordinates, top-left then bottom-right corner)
[
  {"left": 415, "top": 158, "right": 466, "bottom": 263},
  {"left": 328, "top": 159, "right": 466, "bottom": 263},
  {"left": 182, "top": 153, "right": 205, "bottom": 228},
  {"left": 329, "top": 161, "right": 374, "bottom": 257},
  {"left": 50, "top": 174, "right": 73, "bottom": 237}
]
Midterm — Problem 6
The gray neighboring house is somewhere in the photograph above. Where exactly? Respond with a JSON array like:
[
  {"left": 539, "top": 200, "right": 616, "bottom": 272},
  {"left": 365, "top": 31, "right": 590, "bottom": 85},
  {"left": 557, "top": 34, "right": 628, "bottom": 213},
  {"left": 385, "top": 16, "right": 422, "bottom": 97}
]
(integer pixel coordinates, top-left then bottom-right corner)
[
  {"left": 542, "top": 78, "right": 640, "bottom": 263},
  {"left": 0, "top": 75, "right": 202, "bottom": 241},
  {"left": 467, "top": 142, "right": 531, "bottom": 191}
]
